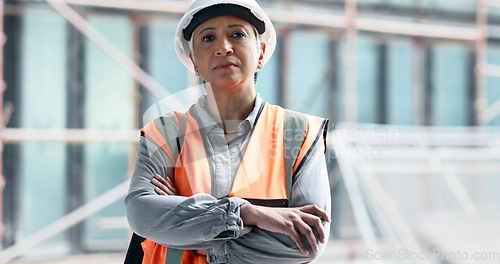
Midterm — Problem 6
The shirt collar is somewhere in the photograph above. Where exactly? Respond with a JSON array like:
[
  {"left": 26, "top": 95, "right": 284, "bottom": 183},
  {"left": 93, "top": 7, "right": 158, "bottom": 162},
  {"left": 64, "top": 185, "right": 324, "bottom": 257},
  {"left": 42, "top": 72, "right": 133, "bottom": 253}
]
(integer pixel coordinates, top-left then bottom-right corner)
[{"left": 192, "top": 93, "right": 263, "bottom": 134}]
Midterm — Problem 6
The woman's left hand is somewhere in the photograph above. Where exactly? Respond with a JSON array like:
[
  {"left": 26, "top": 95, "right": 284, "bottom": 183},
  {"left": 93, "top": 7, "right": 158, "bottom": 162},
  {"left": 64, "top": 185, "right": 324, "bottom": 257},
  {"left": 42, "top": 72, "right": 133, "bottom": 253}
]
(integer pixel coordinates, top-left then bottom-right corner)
[{"left": 151, "top": 174, "right": 177, "bottom": 195}]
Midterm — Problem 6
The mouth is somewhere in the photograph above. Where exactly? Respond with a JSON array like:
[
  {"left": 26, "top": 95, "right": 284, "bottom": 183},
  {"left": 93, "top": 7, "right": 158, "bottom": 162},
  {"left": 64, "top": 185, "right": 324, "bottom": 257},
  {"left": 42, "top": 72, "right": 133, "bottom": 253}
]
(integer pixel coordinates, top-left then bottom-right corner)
[{"left": 214, "top": 62, "right": 237, "bottom": 70}]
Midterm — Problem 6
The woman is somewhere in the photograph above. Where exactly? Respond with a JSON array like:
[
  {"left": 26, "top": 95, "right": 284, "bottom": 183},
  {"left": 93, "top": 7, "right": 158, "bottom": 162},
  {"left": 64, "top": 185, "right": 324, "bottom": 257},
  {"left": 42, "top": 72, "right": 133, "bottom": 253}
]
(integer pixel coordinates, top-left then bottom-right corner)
[{"left": 125, "top": 0, "right": 331, "bottom": 263}]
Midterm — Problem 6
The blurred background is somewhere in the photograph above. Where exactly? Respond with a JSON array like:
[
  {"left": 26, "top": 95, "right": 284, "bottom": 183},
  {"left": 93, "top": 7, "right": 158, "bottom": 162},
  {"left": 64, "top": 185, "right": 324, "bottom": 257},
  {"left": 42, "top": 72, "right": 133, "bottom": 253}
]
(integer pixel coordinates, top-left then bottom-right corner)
[{"left": 1, "top": 0, "right": 500, "bottom": 263}]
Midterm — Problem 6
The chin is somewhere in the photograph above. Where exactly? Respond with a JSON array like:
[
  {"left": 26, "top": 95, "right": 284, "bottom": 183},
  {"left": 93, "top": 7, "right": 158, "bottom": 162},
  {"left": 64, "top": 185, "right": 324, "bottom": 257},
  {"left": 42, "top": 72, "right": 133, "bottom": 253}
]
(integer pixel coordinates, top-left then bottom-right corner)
[
  {"left": 208, "top": 75, "right": 246, "bottom": 89},
  {"left": 211, "top": 81, "right": 241, "bottom": 91}
]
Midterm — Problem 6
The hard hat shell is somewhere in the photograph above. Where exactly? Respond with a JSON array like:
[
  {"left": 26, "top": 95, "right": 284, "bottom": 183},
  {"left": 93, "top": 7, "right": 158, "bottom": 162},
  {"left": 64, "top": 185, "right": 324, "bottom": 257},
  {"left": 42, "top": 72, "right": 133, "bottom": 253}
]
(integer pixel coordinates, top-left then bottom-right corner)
[{"left": 174, "top": 0, "right": 276, "bottom": 73}]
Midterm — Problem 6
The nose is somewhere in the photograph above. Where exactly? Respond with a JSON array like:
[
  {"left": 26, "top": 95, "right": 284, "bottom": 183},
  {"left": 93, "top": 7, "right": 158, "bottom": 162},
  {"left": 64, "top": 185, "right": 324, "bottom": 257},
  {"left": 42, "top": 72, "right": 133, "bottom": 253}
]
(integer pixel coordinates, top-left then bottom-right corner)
[{"left": 215, "top": 37, "right": 233, "bottom": 56}]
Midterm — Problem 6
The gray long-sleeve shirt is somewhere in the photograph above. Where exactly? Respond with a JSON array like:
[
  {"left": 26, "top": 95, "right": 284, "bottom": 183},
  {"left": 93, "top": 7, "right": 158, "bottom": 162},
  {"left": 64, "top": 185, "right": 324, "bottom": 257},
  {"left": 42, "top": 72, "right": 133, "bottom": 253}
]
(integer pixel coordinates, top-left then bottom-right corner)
[{"left": 125, "top": 93, "right": 331, "bottom": 263}]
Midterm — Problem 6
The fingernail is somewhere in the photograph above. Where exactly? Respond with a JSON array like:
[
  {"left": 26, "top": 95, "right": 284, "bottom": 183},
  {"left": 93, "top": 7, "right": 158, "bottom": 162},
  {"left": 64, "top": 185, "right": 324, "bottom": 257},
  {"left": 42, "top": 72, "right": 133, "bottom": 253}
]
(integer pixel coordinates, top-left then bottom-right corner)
[
  {"left": 152, "top": 178, "right": 158, "bottom": 184},
  {"left": 305, "top": 251, "right": 309, "bottom": 255}
]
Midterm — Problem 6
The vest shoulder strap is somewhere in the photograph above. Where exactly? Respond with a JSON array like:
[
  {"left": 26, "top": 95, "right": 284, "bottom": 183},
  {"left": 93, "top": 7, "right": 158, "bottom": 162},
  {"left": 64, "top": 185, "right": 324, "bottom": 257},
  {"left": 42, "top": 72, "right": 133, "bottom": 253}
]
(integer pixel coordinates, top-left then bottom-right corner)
[
  {"left": 175, "top": 112, "right": 187, "bottom": 167},
  {"left": 138, "top": 112, "right": 187, "bottom": 264},
  {"left": 156, "top": 112, "right": 187, "bottom": 263},
  {"left": 151, "top": 112, "right": 187, "bottom": 166},
  {"left": 283, "top": 109, "right": 308, "bottom": 206},
  {"left": 283, "top": 109, "right": 329, "bottom": 206}
]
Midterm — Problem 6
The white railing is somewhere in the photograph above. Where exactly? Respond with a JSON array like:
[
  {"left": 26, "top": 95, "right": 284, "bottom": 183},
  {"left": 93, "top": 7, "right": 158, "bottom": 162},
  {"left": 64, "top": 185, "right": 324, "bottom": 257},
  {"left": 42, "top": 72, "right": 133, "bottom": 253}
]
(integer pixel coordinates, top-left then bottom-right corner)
[{"left": 332, "top": 123, "right": 500, "bottom": 263}]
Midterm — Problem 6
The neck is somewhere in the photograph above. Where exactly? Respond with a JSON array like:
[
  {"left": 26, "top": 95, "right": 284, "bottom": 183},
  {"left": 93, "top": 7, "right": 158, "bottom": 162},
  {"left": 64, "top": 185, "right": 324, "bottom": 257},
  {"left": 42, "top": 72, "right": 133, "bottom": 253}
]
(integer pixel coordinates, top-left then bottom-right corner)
[{"left": 205, "top": 82, "right": 256, "bottom": 124}]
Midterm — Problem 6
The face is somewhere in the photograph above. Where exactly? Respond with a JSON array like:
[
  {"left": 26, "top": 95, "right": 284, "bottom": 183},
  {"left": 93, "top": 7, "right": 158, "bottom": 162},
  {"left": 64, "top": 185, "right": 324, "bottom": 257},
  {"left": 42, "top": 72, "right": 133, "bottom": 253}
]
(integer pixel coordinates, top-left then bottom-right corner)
[{"left": 190, "top": 16, "right": 265, "bottom": 90}]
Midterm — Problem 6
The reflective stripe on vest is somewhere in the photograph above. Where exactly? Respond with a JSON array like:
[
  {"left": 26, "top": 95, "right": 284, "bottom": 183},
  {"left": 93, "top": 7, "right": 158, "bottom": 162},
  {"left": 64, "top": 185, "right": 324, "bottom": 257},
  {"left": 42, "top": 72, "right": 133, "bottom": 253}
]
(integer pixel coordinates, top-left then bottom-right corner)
[{"left": 138, "top": 102, "right": 327, "bottom": 264}]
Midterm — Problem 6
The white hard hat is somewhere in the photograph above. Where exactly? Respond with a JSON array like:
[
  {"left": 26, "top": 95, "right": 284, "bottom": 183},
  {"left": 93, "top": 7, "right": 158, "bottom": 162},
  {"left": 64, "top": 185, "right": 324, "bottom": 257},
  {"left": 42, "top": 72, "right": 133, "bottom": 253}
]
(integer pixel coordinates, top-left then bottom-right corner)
[{"left": 174, "top": 0, "right": 277, "bottom": 73}]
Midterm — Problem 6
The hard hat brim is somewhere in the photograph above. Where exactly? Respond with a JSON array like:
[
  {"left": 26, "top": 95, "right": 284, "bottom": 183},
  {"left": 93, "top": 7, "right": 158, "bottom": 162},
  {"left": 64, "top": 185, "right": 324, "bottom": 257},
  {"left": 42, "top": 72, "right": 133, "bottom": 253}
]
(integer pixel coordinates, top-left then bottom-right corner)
[{"left": 182, "top": 4, "right": 265, "bottom": 41}]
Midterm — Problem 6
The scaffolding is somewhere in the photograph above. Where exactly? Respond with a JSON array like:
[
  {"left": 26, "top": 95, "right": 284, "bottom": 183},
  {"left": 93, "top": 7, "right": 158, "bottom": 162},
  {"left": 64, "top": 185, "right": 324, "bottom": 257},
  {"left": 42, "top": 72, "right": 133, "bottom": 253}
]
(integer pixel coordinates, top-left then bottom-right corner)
[
  {"left": 0, "top": 0, "right": 499, "bottom": 261},
  {"left": 0, "top": 0, "right": 5, "bottom": 253},
  {"left": 476, "top": 0, "right": 500, "bottom": 125}
]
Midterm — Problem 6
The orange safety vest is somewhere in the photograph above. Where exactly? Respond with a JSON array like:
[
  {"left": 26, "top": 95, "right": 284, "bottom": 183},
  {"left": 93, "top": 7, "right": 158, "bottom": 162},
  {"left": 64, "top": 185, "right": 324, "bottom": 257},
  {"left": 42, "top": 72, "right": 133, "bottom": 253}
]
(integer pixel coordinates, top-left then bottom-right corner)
[{"left": 137, "top": 102, "right": 327, "bottom": 264}]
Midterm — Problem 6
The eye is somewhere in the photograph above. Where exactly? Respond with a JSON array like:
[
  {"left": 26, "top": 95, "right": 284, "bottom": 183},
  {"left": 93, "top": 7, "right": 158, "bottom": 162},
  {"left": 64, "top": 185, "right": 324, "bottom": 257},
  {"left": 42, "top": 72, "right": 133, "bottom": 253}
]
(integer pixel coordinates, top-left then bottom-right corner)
[
  {"left": 202, "top": 34, "right": 215, "bottom": 42},
  {"left": 231, "top": 32, "right": 246, "bottom": 38}
]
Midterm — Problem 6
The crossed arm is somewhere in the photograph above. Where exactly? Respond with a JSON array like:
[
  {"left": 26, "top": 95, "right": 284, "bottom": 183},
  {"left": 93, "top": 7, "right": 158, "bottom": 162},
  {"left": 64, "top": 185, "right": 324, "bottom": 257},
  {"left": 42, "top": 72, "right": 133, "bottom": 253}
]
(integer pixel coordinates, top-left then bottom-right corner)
[
  {"left": 153, "top": 175, "right": 329, "bottom": 256},
  {"left": 126, "top": 136, "right": 331, "bottom": 263}
]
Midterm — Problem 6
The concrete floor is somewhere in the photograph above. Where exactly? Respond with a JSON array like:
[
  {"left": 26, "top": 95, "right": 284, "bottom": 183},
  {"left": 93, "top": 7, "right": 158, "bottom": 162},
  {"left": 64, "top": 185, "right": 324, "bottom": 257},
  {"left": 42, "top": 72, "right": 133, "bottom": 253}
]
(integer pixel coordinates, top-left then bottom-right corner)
[{"left": 6, "top": 241, "right": 368, "bottom": 264}]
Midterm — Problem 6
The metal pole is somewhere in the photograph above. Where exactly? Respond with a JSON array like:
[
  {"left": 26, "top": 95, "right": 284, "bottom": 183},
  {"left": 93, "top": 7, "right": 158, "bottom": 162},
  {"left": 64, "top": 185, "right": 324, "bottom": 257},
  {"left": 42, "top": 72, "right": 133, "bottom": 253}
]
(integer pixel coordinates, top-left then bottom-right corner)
[
  {"left": 333, "top": 132, "right": 379, "bottom": 254},
  {"left": 416, "top": 141, "right": 478, "bottom": 216},
  {"left": 412, "top": 0, "right": 424, "bottom": 126},
  {"left": 2, "top": 128, "right": 139, "bottom": 143},
  {"left": 485, "top": 0, "right": 500, "bottom": 8},
  {"left": 278, "top": 27, "right": 291, "bottom": 109},
  {"left": 476, "top": 0, "right": 487, "bottom": 125},
  {"left": 345, "top": 0, "right": 358, "bottom": 122},
  {"left": 0, "top": 180, "right": 130, "bottom": 263},
  {"left": 5, "top": 0, "right": 483, "bottom": 41},
  {"left": 483, "top": 98, "right": 500, "bottom": 123},
  {"left": 46, "top": 0, "right": 173, "bottom": 100},
  {"left": 358, "top": 162, "right": 426, "bottom": 263},
  {"left": 0, "top": 0, "right": 6, "bottom": 252},
  {"left": 20, "top": 0, "right": 478, "bottom": 41}
]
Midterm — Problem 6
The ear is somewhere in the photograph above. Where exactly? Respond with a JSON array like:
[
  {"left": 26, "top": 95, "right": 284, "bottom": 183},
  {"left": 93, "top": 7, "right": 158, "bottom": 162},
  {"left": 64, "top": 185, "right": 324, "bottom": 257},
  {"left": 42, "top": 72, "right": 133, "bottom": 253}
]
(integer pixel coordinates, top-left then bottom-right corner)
[
  {"left": 259, "top": 42, "right": 266, "bottom": 61},
  {"left": 256, "top": 43, "right": 266, "bottom": 70},
  {"left": 189, "top": 53, "right": 196, "bottom": 67},
  {"left": 189, "top": 53, "right": 198, "bottom": 73}
]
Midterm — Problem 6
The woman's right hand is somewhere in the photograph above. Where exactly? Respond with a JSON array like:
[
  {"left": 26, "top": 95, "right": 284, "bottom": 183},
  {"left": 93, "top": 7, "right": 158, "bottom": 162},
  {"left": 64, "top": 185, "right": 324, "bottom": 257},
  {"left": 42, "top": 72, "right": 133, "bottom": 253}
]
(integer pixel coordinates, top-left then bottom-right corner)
[{"left": 239, "top": 204, "right": 331, "bottom": 256}]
